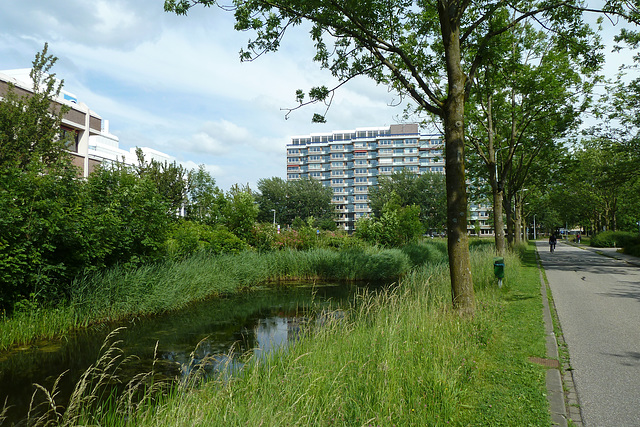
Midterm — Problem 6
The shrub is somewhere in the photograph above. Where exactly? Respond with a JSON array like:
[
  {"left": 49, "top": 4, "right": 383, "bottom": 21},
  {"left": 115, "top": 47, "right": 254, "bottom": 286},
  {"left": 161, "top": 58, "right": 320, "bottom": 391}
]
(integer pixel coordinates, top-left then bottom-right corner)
[{"left": 590, "top": 231, "right": 637, "bottom": 248}]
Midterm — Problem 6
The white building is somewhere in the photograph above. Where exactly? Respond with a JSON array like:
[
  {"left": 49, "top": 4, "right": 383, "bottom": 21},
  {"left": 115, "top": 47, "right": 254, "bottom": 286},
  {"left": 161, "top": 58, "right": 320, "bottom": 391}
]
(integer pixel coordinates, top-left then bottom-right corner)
[
  {"left": 287, "top": 124, "right": 445, "bottom": 232},
  {"left": 0, "top": 69, "right": 173, "bottom": 176}
]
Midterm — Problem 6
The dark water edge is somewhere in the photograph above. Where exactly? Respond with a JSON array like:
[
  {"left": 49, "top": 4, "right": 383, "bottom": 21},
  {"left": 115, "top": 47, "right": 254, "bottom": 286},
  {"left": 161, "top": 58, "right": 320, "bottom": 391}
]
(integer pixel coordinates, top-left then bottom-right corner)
[{"left": 0, "top": 281, "right": 381, "bottom": 426}]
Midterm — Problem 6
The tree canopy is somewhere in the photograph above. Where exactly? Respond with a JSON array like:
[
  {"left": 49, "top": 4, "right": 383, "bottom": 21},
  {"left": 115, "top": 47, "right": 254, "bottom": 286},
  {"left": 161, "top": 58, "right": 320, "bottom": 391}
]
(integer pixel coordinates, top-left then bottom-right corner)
[{"left": 165, "top": 0, "right": 640, "bottom": 314}]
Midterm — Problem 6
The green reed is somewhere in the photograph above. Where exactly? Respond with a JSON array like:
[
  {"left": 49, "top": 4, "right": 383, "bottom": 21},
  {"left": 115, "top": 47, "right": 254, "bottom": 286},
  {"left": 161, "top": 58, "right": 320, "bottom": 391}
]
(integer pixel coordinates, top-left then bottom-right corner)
[{"left": 0, "top": 244, "right": 430, "bottom": 350}]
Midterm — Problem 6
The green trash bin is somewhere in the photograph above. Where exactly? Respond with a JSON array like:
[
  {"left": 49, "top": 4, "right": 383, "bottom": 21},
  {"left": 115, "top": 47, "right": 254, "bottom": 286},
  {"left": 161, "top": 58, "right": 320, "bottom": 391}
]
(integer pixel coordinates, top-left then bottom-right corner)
[{"left": 493, "top": 257, "right": 505, "bottom": 288}]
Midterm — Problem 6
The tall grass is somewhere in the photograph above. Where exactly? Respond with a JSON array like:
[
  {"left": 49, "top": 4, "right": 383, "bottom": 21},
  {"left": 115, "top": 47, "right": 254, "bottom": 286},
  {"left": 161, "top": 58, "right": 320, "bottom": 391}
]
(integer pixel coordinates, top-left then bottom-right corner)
[
  {"left": 0, "top": 245, "right": 426, "bottom": 350},
  {"left": 57, "top": 243, "right": 549, "bottom": 426}
]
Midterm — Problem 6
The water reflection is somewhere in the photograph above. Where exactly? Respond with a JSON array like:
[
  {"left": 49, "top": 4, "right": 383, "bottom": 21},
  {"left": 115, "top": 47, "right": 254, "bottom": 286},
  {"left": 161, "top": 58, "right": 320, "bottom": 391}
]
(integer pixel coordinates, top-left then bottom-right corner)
[{"left": 0, "top": 282, "right": 363, "bottom": 425}]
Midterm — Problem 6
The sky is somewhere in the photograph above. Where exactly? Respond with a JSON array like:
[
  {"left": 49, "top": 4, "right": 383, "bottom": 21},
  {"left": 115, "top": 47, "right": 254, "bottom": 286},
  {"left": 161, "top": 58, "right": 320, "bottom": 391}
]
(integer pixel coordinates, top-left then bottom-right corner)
[{"left": 0, "top": 1, "right": 633, "bottom": 191}]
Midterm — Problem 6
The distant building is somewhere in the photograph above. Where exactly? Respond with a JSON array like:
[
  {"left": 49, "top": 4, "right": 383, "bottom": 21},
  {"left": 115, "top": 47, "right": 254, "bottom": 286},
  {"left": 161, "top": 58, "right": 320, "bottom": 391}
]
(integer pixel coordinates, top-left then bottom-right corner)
[
  {"left": 0, "top": 69, "right": 172, "bottom": 177},
  {"left": 286, "top": 124, "right": 444, "bottom": 232},
  {"left": 287, "top": 123, "right": 495, "bottom": 235}
]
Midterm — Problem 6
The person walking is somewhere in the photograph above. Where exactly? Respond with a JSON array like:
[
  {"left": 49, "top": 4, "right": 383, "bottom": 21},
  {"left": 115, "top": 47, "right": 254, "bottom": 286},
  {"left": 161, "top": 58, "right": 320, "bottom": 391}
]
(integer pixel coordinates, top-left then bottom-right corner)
[{"left": 549, "top": 234, "right": 557, "bottom": 252}]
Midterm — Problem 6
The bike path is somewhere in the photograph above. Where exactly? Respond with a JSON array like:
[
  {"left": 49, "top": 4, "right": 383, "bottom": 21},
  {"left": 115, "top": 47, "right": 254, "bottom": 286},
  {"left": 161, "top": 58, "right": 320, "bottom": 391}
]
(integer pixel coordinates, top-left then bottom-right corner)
[{"left": 537, "top": 241, "right": 640, "bottom": 426}]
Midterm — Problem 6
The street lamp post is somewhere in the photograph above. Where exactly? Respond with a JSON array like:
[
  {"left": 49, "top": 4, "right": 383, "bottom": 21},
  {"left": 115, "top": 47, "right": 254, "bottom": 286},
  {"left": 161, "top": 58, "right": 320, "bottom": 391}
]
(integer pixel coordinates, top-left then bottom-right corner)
[
  {"left": 271, "top": 209, "right": 276, "bottom": 225},
  {"left": 533, "top": 214, "right": 536, "bottom": 240}
]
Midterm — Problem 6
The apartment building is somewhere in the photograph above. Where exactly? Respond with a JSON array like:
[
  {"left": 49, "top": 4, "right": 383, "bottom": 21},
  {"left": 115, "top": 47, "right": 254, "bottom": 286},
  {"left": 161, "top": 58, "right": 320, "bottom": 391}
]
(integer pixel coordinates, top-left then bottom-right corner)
[
  {"left": 1, "top": 69, "right": 172, "bottom": 176},
  {"left": 286, "top": 124, "right": 445, "bottom": 232}
]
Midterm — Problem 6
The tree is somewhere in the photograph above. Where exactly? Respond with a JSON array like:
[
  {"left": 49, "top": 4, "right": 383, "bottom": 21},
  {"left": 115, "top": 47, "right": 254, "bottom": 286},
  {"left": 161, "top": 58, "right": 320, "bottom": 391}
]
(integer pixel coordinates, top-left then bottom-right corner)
[
  {"left": 369, "top": 170, "right": 446, "bottom": 233},
  {"left": 465, "top": 16, "right": 596, "bottom": 252},
  {"left": 255, "top": 177, "right": 288, "bottom": 223},
  {"left": 256, "top": 177, "right": 333, "bottom": 226},
  {"left": 166, "top": 0, "right": 640, "bottom": 315},
  {"left": 185, "top": 165, "right": 227, "bottom": 225},
  {"left": 0, "top": 44, "right": 83, "bottom": 309},
  {"left": 0, "top": 43, "right": 72, "bottom": 171},
  {"left": 224, "top": 184, "right": 259, "bottom": 241},
  {"left": 135, "top": 149, "right": 189, "bottom": 217}
]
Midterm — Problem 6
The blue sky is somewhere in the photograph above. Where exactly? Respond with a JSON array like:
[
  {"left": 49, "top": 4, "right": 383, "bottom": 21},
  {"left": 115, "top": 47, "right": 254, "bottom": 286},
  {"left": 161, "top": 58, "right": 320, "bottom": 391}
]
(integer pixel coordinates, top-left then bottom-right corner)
[
  {"left": 0, "top": 0, "right": 407, "bottom": 191},
  {"left": 0, "top": 1, "right": 632, "bottom": 191}
]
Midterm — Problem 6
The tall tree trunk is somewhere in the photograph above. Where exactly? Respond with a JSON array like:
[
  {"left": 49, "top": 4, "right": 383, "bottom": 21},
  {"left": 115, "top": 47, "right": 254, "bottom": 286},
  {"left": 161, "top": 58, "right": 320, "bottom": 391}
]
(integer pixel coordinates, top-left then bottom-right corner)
[
  {"left": 514, "top": 200, "right": 522, "bottom": 245},
  {"left": 439, "top": 3, "right": 475, "bottom": 315},
  {"left": 504, "top": 194, "right": 514, "bottom": 246},
  {"left": 486, "top": 94, "right": 506, "bottom": 255}
]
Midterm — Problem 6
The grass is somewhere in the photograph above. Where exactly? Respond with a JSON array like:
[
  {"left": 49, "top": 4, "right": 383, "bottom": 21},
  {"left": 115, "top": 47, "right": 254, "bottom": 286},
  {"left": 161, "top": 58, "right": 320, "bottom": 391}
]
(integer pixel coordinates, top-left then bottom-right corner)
[
  {"left": 0, "top": 246, "right": 419, "bottom": 351},
  {"left": 53, "top": 243, "right": 551, "bottom": 426}
]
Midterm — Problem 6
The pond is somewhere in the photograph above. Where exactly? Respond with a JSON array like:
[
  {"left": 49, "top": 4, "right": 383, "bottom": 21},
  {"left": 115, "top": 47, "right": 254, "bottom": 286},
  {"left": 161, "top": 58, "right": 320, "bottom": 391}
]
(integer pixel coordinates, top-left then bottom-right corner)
[{"left": 0, "top": 281, "right": 381, "bottom": 425}]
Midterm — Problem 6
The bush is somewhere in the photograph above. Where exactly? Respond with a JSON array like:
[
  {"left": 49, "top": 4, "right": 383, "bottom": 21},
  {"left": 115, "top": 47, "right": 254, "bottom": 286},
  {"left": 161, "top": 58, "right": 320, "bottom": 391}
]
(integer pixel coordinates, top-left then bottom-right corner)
[
  {"left": 590, "top": 231, "right": 637, "bottom": 248},
  {"left": 165, "top": 221, "right": 249, "bottom": 257}
]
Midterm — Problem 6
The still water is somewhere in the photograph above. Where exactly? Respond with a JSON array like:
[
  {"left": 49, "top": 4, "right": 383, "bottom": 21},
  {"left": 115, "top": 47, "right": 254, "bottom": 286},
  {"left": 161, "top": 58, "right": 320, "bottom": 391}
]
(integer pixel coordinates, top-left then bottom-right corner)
[{"left": 0, "top": 282, "right": 374, "bottom": 425}]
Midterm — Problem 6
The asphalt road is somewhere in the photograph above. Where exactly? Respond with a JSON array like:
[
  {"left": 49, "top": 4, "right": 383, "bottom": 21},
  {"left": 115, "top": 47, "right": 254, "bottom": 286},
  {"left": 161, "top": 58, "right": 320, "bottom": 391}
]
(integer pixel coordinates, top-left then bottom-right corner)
[{"left": 538, "top": 241, "right": 640, "bottom": 427}]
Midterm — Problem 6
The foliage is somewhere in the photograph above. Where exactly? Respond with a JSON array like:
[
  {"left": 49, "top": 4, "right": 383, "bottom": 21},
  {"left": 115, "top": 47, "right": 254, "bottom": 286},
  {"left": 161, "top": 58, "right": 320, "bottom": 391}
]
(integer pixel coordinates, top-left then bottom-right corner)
[
  {"left": 0, "top": 45, "right": 83, "bottom": 307},
  {"left": 84, "top": 164, "right": 171, "bottom": 269},
  {"left": 223, "top": 184, "right": 259, "bottom": 242},
  {"left": 0, "top": 43, "right": 71, "bottom": 171},
  {"left": 135, "top": 149, "right": 188, "bottom": 217},
  {"left": 354, "top": 196, "right": 423, "bottom": 247},
  {"left": 590, "top": 231, "right": 638, "bottom": 249},
  {"left": 256, "top": 177, "right": 333, "bottom": 226},
  {"left": 369, "top": 170, "right": 446, "bottom": 232},
  {"left": 164, "top": 220, "right": 249, "bottom": 257},
  {"left": 0, "top": 163, "right": 85, "bottom": 307},
  {"left": 185, "top": 165, "right": 226, "bottom": 225}
]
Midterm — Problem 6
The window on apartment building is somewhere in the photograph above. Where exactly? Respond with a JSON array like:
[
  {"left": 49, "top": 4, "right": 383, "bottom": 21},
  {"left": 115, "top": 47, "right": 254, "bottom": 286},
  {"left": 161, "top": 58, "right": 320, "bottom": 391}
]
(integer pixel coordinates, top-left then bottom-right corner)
[
  {"left": 331, "top": 170, "right": 344, "bottom": 176},
  {"left": 287, "top": 149, "right": 299, "bottom": 155},
  {"left": 310, "top": 172, "right": 321, "bottom": 178},
  {"left": 355, "top": 177, "right": 368, "bottom": 183},
  {"left": 379, "top": 148, "right": 392, "bottom": 154},
  {"left": 380, "top": 166, "right": 392, "bottom": 173},
  {"left": 405, "top": 139, "right": 418, "bottom": 145},
  {"left": 334, "top": 187, "right": 344, "bottom": 193},
  {"left": 408, "top": 166, "right": 419, "bottom": 172},
  {"left": 309, "top": 155, "right": 323, "bottom": 161},
  {"left": 354, "top": 151, "right": 366, "bottom": 157},
  {"left": 394, "top": 148, "right": 404, "bottom": 154},
  {"left": 355, "top": 159, "right": 367, "bottom": 165},
  {"left": 404, "top": 148, "right": 417, "bottom": 154},
  {"left": 332, "top": 144, "right": 343, "bottom": 149},
  {"left": 355, "top": 195, "right": 367, "bottom": 201},
  {"left": 379, "top": 140, "right": 392, "bottom": 146},
  {"left": 332, "top": 179, "right": 344, "bottom": 184},
  {"left": 356, "top": 186, "right": 368, "bottom": 192},
  {"left": 331, "top": 162, "right": 344, "bottom": 167},
  {"left": 288, "top": 174, "right": 300, "bottom": 179},
  {"left": 406, "top": 157, "right": 418, "bottom": 162},
  {"left": 331, "top": 153, "right": 344, "bottom": 159},
  {"left": 355, "top": 168, "right": 367, "bottom": 174},
  {"left": 61, "top": 127, "right": 79, "bottom": 153},
  {"left": 309, "top": 146, "right": 323, "bottom": 152}
]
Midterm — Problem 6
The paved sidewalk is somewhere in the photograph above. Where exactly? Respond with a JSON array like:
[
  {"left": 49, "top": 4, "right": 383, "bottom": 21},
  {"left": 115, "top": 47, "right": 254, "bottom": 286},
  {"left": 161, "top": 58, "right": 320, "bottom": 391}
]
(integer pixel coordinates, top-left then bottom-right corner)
[
  {"left": 538, "top": 240, "right": 640, "bottom": 426},
  {"left": 570, "top": 242, "right": 640, "bottom": 267}
]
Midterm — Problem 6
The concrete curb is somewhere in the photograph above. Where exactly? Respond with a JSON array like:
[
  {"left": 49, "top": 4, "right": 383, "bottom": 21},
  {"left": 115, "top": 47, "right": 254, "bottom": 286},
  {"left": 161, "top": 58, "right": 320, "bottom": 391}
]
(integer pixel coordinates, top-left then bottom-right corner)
[{"left": 538, "top": 264, "right": 568, "bottom": 427}]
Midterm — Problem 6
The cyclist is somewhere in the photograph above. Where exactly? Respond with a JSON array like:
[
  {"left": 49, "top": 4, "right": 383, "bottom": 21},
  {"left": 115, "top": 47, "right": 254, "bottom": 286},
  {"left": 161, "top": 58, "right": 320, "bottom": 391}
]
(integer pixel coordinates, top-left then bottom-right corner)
[{"left": 549, "top": 234, "right": 557, "bottom": 253}]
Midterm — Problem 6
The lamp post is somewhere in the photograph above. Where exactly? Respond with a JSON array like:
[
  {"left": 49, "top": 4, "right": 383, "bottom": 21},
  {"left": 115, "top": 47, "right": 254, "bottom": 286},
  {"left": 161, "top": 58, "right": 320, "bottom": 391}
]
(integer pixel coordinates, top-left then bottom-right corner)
[
  {"left": 271, "top": 209, "right": 276, "bottom": 225},
  {"left": 533, "top": 214, "right": 536, "bottom": 240}
]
